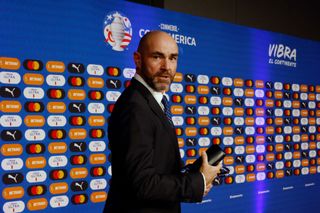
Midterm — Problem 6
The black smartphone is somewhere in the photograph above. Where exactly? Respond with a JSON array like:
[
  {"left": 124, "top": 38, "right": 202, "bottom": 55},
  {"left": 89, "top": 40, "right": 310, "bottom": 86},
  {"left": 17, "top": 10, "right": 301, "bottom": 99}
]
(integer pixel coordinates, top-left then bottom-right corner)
[{"left": 182, "top": 145, "right": 226, "bottom": 173}]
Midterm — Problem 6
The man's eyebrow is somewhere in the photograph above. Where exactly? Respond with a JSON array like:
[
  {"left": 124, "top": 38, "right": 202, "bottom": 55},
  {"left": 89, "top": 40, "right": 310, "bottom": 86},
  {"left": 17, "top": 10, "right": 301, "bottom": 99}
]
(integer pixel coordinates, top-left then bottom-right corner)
[{"left": 151, "top": 51, "right": 165, "bottom": 55}]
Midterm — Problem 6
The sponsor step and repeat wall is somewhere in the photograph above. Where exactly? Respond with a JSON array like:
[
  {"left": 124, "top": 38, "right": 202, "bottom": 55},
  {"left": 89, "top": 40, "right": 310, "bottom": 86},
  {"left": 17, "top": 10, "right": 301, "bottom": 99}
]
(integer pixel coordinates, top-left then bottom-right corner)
[{"left": 1, "top": 0, "right": 320, "bottom": 212}]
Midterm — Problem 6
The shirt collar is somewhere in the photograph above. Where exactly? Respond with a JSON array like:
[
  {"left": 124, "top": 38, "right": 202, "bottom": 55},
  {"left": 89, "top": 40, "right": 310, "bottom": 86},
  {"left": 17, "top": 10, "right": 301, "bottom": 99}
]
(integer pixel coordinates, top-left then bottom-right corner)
[{"left": 134, "top": 73, "right": 166, "bottom": 110}]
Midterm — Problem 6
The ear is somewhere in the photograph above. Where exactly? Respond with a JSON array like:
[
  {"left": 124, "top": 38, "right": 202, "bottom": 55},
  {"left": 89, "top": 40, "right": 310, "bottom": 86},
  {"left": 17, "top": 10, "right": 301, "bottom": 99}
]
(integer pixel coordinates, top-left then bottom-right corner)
[{"left": 133, "top": 51, "right": 141, "bottom": 70}]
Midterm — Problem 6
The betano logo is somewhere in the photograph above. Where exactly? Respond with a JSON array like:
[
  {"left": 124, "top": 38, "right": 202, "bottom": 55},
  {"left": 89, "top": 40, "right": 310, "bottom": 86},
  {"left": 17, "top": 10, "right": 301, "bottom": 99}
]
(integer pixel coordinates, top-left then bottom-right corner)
[{"left": 268, "top": 43, "right": 297, "bottom": 67}]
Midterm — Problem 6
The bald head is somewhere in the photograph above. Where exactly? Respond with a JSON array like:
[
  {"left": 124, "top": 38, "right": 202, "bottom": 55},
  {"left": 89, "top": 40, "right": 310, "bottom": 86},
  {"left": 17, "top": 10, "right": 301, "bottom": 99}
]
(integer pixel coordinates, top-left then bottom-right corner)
[
  {"left": 137, "top": 31, "right": 178, "bottom": 54},
  {"left": 134, "top": 30, "right": 178, "bottom": 92}
]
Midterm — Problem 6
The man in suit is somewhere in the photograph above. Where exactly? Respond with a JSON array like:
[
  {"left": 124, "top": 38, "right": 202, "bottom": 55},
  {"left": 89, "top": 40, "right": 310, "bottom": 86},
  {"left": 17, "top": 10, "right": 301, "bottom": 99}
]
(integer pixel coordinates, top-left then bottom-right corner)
[{"left": 104, "top": 31, "right": 222, "bottom": 213}]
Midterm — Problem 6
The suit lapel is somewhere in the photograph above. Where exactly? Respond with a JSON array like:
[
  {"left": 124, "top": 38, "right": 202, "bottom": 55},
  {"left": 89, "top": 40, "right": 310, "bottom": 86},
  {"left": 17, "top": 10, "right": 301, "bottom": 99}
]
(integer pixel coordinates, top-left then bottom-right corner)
[
  {"left": 131, "top": 78, "right": 180, "bottom": 155},
  {"left": 131, "top": 78, "right": 173, "bottom": 130}
]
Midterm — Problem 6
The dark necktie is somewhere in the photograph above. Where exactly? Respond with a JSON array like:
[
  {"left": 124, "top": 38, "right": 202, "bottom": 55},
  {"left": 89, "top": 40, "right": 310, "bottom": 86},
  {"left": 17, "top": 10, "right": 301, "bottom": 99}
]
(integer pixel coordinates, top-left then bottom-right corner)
[{"left": 161, "top": 95, "right": 174, "bottom": 127}]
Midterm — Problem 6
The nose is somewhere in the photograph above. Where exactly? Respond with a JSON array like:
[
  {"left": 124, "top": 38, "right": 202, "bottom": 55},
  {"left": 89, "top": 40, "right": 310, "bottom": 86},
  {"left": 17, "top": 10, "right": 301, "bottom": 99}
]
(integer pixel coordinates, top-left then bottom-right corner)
[{"left": 160, "top": 58, "right": 170, "bottom": 70}]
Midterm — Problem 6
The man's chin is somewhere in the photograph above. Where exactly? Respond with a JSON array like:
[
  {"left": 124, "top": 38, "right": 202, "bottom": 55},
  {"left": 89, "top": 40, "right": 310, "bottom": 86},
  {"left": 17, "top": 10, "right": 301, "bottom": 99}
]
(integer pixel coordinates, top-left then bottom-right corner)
[{"left": 154, "top": 83, "right": 170, "bottom": 92}]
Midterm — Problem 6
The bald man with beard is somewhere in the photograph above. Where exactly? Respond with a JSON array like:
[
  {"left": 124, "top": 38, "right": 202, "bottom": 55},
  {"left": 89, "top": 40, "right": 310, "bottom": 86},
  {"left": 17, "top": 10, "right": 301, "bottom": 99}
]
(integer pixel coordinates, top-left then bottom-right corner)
[{"left": 104, "top": 31, "right": 221, "bottom": 213}]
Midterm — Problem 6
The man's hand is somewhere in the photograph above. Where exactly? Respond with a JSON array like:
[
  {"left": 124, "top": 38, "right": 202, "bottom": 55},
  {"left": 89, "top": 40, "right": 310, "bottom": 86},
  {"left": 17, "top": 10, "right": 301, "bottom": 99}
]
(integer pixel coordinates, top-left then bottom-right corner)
[{"left": 199, "top": 151, "right": 222, "bottom": 196}]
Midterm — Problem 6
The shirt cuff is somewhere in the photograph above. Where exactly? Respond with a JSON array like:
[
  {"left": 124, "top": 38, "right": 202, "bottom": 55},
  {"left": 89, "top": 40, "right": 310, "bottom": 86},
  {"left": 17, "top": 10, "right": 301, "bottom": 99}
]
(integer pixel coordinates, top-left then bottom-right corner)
[{"left": 200, "top": 172, "right": 206, "bottom": 195}]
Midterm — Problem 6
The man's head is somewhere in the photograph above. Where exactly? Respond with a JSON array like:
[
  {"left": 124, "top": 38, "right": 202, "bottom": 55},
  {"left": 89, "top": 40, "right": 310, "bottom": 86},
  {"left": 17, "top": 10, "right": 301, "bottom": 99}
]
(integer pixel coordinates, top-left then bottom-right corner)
[{"left": 134, "top": 31, "right": 178, "bottom": 92}]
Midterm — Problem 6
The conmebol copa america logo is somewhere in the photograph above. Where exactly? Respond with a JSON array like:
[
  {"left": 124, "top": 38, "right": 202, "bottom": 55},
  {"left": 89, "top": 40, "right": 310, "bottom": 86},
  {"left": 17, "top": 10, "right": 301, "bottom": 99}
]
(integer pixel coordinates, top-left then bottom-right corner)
[{"left": 103, "top": 11, "right": 132, "bottom": 51}]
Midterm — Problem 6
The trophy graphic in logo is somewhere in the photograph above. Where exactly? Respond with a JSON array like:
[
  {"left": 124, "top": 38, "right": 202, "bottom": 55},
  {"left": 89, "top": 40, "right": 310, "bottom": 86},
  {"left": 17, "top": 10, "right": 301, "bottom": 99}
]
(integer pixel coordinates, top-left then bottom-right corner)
[{"left": 103, "top": 11, "right": 132, "bottom": 51}]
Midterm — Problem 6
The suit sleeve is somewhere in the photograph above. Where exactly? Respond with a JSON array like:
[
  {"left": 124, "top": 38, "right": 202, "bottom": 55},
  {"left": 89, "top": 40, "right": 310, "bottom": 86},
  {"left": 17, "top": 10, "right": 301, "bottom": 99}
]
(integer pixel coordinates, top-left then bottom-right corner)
[{"left": 119, "top": 103, "right": 204, "bottom": 203}]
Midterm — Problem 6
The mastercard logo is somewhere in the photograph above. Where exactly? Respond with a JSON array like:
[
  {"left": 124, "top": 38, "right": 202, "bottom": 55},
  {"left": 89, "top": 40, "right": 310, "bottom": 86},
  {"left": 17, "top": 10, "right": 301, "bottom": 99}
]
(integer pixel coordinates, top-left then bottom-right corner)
[
  {"left": 106, "top": 66, "right": 121, "bottom": 77},
  {"left": 198, "top": 96, "right": 208, "bottom": 104},
  {"left": 27, "top": 185, "right": 46, "bottom": 196},
  {"left": 26, "top": 143, "right": 45, "bottom": 154},
  {"left": 50, "top": 169, "right": 67, "bottom": 180},
  {"left": 90, "top": 166, "right": 106, "bottom": 177},
  {"left": 49, "top": 129, "right": 66, "bottom": 140},
  {"left": 90, "top": 129, "right": 105, "bottom": 139},
  {"left": 88, "top": 90, "right": 103, "bottom": 100},
  {"left": 25, "top": 101, "right": 44, "bottom": 113},
  {"left": 171, "top": 94, "right": 182, "bottom": 103},
  {"left": 23, "top": 59, "right": 43, "bottom": 71},
  {"left": 72, "top": 194, "right": 88, "bottom": 205},
  {"left": 210, "top": 76, "right": 220, "bottom": 85},
  {"left": 198, "top": 127, "right": 209, "bottom": 136},
  {"left": 212, "top": 137, "right": 221, "bottom": 145},
  {"left": 185, "top": 117, "right": 196, "bottom": 125},
  {"left": 69, "top": 116, "right": 86, "bottom": 126},
  {"left": 185, "top": 85, "right": 195, "bottom": 93},
  {"left": 308, "top": 85, "right": 315, "bottom": 92},
  {"left": 70, "top": 155, "right": 87, "bottom": 165},
  {"left": 223, "top": 87, "right": 232, "bottom": 96},
  {"left": 186, "top": 148, "right": 197, "bottom": 157},
  {"left": 68, "top": 76, "right": 85, "bottom": 87}
]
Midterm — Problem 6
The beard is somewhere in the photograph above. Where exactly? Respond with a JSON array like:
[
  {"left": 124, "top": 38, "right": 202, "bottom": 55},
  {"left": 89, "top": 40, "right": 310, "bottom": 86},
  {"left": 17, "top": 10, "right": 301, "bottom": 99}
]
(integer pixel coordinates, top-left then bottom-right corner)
[{"left": 142, "top": 69, "right": 175, "bottom": 92}]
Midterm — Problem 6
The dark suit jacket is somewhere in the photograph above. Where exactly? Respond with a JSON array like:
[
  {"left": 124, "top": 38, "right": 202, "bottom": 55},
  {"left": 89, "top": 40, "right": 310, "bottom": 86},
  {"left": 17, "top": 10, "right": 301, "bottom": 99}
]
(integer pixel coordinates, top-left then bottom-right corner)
[{"left": 104, "top": 78, "right": 204, "bottom": 213}]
